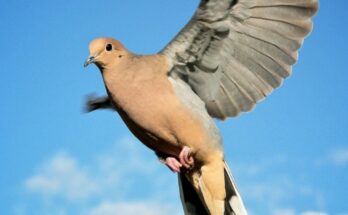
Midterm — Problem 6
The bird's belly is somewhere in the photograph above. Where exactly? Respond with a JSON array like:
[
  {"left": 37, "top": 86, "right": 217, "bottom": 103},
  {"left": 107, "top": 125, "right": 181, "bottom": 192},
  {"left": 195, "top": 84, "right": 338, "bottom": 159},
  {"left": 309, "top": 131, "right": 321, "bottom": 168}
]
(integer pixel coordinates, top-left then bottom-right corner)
[
  {"left": 117, "top": 108, "right": 182, "bottom": 157},
  {"left": 115, "top": 93, "right": 200, "bottom": 153},
  {"left": 105, "top": 71, "right": 222, "bottom": 161},
  {"left": 112, "top": 89, "right": 222, "bottom": 161}
]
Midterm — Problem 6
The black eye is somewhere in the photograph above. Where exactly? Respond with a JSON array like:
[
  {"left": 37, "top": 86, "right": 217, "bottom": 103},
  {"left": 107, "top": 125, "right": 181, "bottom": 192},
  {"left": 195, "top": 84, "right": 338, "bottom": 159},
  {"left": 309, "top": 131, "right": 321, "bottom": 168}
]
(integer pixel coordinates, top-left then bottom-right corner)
[{"left": 105, "top": 44, "right": 113, "bottom": 51}]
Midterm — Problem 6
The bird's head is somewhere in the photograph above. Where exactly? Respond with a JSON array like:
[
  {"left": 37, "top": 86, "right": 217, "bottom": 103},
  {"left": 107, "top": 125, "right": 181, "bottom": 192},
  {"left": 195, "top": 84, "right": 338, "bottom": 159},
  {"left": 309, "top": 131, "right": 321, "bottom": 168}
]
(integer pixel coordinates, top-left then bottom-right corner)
[{"left": 84, "top": 37, "right": 129, "bottom": 69}]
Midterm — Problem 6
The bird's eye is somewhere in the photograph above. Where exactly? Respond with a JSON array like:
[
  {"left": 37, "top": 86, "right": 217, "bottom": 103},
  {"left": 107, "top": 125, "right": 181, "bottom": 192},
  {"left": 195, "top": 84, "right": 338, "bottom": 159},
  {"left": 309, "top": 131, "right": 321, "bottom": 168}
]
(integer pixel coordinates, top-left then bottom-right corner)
[{"left": 105, "top": 44, "right": 113, "bottom": 51}]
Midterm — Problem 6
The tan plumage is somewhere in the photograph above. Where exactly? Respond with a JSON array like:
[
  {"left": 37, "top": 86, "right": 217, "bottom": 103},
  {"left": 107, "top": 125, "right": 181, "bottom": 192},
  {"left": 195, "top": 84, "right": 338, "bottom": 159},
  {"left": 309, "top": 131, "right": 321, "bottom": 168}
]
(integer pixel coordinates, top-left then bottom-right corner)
[{"left": 84, "top": 1, "right": 318, "bottom": 214}]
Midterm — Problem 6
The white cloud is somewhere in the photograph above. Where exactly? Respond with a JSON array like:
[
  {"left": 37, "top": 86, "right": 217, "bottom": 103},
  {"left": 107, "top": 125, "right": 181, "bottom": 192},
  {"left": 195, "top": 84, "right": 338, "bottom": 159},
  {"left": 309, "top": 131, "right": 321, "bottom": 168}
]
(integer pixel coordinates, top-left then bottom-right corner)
[
  {"left": 329, "top": 148, "right": 348, "bottom": 166},
  {"left": 25, "top": 153, "right": 99, "bottom": 201},
  {"left": 271, "top": 209, "right": 329, "bottom": 215},
  {"left": 272, "top": 208, "right": 296, "bottom": 215},
  {"left": 87, "top": 201, "right": 181, "bottom": 215},
  {"left": 300, "top": 211, "right": 328, "bottom": 215},
  {"left": 23, "top": 136, "right": 181, "bottom": 214}
]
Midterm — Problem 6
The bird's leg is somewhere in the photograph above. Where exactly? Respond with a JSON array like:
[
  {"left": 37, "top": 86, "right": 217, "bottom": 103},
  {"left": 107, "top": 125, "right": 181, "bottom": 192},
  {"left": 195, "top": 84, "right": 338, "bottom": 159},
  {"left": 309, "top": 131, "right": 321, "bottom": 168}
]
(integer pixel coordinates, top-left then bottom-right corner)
[
  {"left": 179, "top": 146, "right": 194, "bottom": 169},
  {"left": 156, "top": 147, "right": 194, "bottom": 173},
  {"left": 85, "top": 94, "right": 113, "bottom": 112},
  {"left": 156, "top": 152, "right": 182, "bottom": 173}
]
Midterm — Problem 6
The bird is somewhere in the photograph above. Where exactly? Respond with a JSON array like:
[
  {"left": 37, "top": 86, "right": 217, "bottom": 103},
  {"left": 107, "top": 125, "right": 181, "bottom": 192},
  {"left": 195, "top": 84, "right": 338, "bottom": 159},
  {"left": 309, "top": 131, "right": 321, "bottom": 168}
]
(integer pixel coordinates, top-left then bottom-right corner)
[{"left": 83, "top": 0, "right": 318, "bottom": 214}]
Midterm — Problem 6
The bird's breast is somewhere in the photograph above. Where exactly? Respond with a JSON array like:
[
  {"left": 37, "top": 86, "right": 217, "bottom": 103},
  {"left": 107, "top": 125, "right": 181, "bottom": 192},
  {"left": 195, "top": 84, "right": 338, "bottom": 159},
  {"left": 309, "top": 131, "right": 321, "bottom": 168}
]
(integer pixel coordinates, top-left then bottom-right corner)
[{"left": 105, "top": 78, "right": 176, "bottom": 155}]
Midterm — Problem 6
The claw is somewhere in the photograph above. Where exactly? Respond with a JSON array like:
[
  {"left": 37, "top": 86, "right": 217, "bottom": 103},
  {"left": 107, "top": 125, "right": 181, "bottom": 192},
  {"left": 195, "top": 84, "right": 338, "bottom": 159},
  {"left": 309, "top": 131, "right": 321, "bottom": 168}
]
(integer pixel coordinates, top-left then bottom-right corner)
[
  {"left": 165, "top": 157, "right": 182, "bottom": 173},
  {"left": 179, "top": 146, "right": 194, "bottom": 169},
  {"left": 162, "top": 147, "right": 194, "bottom": 173}
]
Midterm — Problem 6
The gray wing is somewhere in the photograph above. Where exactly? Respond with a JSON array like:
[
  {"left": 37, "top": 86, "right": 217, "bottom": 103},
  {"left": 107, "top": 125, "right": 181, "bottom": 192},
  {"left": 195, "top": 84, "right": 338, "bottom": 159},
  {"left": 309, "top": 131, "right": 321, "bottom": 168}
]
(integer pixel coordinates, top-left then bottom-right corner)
[{"left": 161, "top": 0, "right": 318, "bottom": 119}]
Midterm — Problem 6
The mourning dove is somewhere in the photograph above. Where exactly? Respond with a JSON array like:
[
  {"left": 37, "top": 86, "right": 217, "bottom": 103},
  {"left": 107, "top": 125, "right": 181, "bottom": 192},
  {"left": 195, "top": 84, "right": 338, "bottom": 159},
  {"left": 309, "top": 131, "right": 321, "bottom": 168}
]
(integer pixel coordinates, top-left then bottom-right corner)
[{"left": 83, "top": 0, "right": 318, "bottom": 214}]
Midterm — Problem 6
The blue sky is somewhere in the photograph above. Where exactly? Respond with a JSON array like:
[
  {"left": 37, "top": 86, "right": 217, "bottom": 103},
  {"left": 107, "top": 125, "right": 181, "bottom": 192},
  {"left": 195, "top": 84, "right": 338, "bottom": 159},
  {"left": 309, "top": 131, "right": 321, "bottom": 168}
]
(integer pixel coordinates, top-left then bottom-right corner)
[{"left": 0, "top": 0, "right": 347, "bottom": 215}]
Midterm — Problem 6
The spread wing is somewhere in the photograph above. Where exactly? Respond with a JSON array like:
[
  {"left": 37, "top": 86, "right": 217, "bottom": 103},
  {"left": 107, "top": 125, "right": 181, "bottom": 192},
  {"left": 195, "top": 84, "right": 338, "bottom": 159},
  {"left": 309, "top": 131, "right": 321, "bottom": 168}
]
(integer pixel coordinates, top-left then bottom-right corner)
[{"left": 160, "top": 0, "right": 318, "bottom": 119}]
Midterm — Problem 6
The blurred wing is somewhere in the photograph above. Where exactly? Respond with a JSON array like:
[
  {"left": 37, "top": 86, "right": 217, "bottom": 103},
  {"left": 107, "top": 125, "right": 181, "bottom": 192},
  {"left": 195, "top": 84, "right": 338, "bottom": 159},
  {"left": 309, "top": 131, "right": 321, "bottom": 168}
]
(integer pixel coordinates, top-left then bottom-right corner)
[{"left": 161, "top": 0, "right": 318, "bottom": 119}]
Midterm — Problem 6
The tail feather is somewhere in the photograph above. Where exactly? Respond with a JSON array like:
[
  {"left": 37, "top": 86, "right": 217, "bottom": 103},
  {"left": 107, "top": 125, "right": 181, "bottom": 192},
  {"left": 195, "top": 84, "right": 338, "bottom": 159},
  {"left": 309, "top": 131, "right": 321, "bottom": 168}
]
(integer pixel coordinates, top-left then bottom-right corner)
[
  {"left": 223, "top": 161, "right": 248, "bottom": 215},
  {"left": 178, "top": 161, "right": 247, "bottom": 215},
  {"left": 178, "top": 173, "right": 209, "bottom": 215}
]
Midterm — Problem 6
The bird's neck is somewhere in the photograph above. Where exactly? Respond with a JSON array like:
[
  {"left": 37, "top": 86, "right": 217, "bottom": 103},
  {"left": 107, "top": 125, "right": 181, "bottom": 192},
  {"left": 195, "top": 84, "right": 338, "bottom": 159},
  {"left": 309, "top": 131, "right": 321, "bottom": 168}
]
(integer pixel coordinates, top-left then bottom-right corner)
[
  {"left": 100, "top": 54, "right": 171, "bottom": 109},
  {"left": 101, "top": 54, "right": 168, "bottom": 84}
]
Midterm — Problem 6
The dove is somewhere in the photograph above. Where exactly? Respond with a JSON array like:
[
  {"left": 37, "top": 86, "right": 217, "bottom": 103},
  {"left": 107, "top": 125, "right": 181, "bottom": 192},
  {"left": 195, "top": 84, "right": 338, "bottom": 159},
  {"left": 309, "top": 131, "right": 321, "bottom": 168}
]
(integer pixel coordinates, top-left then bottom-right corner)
[{"left": 83, "top": 0, "right": 318, "bottom": 214}]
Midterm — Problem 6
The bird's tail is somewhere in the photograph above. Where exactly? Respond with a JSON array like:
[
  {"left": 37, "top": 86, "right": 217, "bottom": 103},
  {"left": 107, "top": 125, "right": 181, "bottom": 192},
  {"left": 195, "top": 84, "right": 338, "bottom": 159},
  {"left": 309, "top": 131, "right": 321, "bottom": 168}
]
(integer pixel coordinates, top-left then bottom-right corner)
[
  {"left": 178, "top": 161, "right": 247, "bottom": 215},
  {"left": 223, "top": 161, "right": 247, "bottom": 215}
]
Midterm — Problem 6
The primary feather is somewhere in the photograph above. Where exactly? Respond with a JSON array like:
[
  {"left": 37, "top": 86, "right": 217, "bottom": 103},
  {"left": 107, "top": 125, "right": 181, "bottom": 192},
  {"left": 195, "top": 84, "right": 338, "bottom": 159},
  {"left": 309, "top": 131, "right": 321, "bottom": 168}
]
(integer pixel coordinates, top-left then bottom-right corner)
[{"left": 161, "top": 0, "right": 318, "bottom": 119}]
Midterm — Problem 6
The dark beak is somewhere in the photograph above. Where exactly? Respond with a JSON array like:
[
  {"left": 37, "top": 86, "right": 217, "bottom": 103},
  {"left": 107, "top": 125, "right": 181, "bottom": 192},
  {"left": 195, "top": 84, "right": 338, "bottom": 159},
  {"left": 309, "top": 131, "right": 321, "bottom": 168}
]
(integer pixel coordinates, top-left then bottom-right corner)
[{"left": 84, "top": 56, "right": 95, "bottom": 67}]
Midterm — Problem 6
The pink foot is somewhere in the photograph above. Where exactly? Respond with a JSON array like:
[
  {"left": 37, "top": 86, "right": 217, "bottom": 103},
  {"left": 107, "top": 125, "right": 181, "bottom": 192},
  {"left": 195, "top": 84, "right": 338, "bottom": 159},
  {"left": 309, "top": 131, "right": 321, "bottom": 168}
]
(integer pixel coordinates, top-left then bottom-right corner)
[
  {"left": 179, "top": 146, "right": 194, "bottom": 169},
  {"left": 163, "top": 147, "right": 194, "bottom": 173},
  {"left": 165, "top": 157, "right": 182, "bottom": 173}
]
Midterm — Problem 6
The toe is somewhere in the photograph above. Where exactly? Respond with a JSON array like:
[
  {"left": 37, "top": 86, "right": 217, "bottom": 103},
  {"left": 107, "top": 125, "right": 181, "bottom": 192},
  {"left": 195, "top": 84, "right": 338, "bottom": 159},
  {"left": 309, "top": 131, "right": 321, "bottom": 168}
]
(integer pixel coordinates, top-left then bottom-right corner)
[
  {"left": 179, "top": 146, "right": 194, "bottom": 168},
  {"left": 166, "top": 157, "right": 182, "bottom": 173}
]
